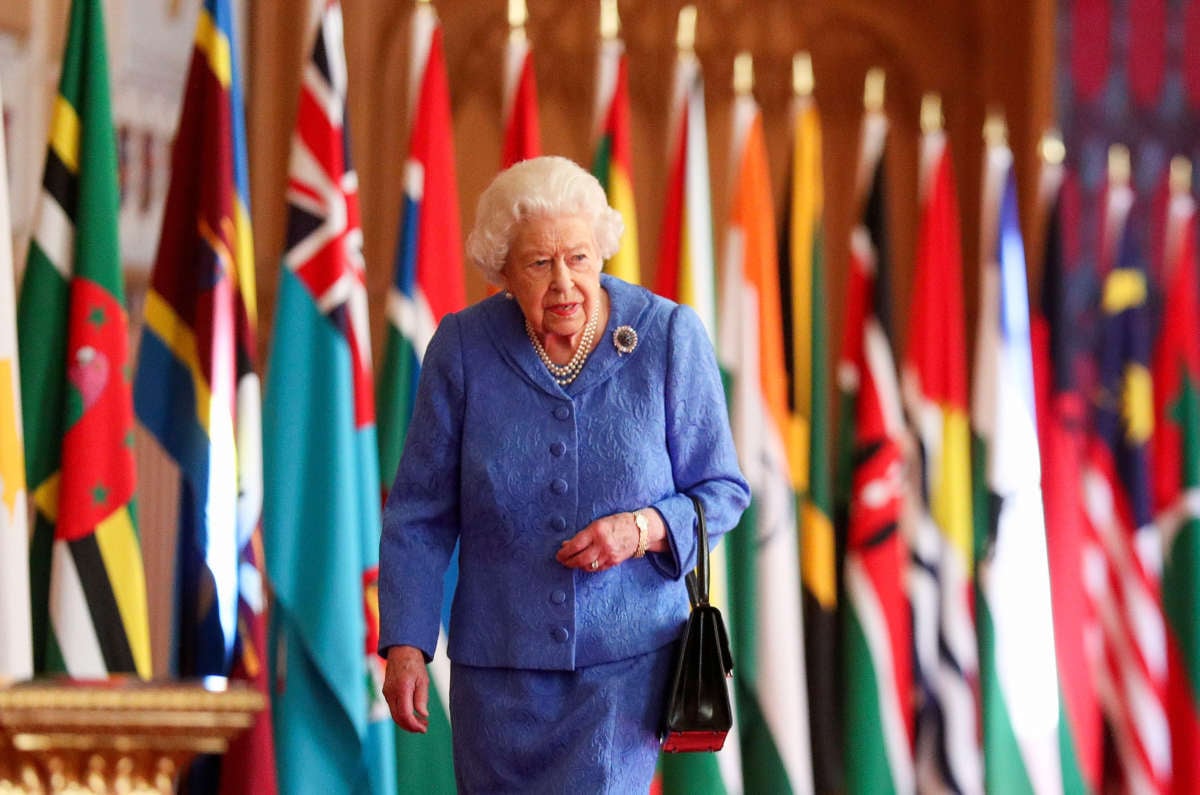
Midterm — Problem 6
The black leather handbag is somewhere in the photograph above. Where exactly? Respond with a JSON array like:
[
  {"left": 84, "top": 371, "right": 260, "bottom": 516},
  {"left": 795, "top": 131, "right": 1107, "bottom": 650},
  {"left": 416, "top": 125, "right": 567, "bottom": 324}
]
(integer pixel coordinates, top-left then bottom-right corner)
[{"left": 661, "top": 495, "right": 734, "bottom": 753}]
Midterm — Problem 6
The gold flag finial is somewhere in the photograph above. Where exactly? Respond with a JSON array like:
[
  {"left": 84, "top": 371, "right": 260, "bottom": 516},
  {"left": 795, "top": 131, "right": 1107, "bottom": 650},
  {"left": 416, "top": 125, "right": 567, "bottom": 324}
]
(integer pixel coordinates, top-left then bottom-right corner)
[
  {"left": 863, "top": 68, "right": 885, "bottom": 112},
  {"left": 1039, "top": 129, "right": 1065, "bottom": 165},
  {"left": 793, "top": 52, "right": 814, "bottom": 97},
  {"left": 920, "top": 93, "right": 942, "bottom": 134},
  {"left": 1170, "top": 155, "right": 1192, "bottom": 196},
  {"left": 600, "top": 0, "right": 619, "bottom": 40},
  {"left": 734, "top": 52, "right": 754, "bottom": 95},
  {"left": 1108, "top": 143, "right": 1131, "bottom": 185},
  {"left": 416, "top": 0, "right": 430, "bottom": 5},
  {"left": 676, "top": 6, "right": 697, "bottom": 52},
  {"left": 509, "top": 0, "right": 527, "bottom": 30},
  {"left": 983, "top": 109, "right": 1007, "bottom": 146}
]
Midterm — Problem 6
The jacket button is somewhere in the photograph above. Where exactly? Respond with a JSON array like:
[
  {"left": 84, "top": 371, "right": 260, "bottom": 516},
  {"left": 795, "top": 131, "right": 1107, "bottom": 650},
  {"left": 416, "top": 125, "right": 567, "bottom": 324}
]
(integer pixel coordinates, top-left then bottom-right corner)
[
  {"left": 551, "top": 478, "right": 568, "bottom": 495},
  {"left": 550, "top": 516, "right": 567, "bottom": 531},
  {"left": 551, "top": 627, "right": 569, "bottom": 643},
  {"left": 550, "top": 590, "right": 567, "bottom": 605},
  {"left": 549, "top": 441, "right": 566, "bottom": 457},
  {"left": 553, "top": 405, "right": 571, "bottom": 420}
]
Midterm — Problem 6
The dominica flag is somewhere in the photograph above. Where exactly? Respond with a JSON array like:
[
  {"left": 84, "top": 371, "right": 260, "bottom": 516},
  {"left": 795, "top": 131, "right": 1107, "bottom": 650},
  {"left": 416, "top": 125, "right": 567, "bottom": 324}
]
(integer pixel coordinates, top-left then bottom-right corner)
[
  {"left": 835, "top": 101, "right": 912, "bottom": 795},
  {"left": 778, "top": 63, "right": 839, "bottom": 795},
  {"left": 1083, "top": 206, "right": 1171, "bottom": 795},
  {"left": 501, "top": 0, "right": 540, "bottom": 168},
  {"left": 902, "top": 112, "right": 979, "bottom": 794},
  {"left": 264, "top": 3, "right": 394, "bottom": 792},
  {"left": 1153, "top": 161, "right": 1200, "bottom": 795},
  {"left": 132, "top": 0, "right": 276, "bottom": 791},
  {"left": 18, "top": 0, "right": 151, "bottom": 679},
  {"left": 654, "top": 14, "right": 740, "bottom": 794},
  {"left": 376, "top": 2, "right": 464, "bottom": 791},
  {"left": 1032, "top": 160, "right": 1099, "bottom": 794},
  {"left": 971, "top": 136, "right": 1063, "bottom": 795},
  {"left": 717, "top": 54, "right": 813, "bottom": 795},
  {"left": 0, "top": 79, "right": 32, "bottom": 682},
  {"left": 591, "top": 0, "right": 640, "bottom": 284}
]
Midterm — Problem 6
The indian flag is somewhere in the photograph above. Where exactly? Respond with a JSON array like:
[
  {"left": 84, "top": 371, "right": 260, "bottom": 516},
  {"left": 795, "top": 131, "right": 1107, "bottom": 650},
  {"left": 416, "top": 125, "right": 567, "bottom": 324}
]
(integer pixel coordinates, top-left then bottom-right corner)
[
  {"left": 0, "top": 78, "right": 31, "bottom": 682},
  {"left": 717, "top": 54, "right": 812, "bottom": 795}
]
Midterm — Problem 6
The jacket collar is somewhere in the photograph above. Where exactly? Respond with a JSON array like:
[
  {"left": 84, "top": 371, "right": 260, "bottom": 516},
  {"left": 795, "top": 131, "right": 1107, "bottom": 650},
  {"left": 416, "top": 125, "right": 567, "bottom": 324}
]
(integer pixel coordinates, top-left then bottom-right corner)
[{"left": 483, "top": 274, "right": 653, "bottom": 398}]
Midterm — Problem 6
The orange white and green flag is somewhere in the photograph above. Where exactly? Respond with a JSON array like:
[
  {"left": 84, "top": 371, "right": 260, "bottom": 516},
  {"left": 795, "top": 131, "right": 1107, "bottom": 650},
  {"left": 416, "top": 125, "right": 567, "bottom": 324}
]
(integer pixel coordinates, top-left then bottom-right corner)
[
  {"left": 717, "top": 54, "right": 813, "bottom": 795},
  {"left": 591, "top": 0, "right": 639, "bottom": 285}
]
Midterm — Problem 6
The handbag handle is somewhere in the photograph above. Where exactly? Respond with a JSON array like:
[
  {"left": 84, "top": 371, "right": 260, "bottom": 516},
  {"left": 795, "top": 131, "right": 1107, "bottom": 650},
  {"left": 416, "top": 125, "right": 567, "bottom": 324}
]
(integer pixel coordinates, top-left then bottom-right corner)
[{"left": 687, "top": 495, "right": 709, "bottom": 608}]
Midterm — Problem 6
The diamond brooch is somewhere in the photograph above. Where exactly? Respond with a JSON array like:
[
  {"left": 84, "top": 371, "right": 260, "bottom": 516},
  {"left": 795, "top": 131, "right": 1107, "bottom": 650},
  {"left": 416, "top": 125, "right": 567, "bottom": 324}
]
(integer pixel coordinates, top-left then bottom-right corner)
[{"left": 613, "top": 325, "right": 638, "bottom": 355}]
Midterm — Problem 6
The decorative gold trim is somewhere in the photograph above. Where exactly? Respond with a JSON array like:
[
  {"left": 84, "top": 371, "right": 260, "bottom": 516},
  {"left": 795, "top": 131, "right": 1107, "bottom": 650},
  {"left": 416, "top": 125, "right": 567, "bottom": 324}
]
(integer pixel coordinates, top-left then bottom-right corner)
[{"left": 0, "top": 680, "right": 265, "bottom": 794}]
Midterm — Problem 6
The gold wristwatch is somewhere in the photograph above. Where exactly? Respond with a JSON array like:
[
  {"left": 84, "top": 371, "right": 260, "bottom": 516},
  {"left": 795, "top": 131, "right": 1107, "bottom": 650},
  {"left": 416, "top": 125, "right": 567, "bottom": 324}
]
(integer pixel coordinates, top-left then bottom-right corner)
[{"left": 633, "top": 511, "right": 649, "bottom": 558}]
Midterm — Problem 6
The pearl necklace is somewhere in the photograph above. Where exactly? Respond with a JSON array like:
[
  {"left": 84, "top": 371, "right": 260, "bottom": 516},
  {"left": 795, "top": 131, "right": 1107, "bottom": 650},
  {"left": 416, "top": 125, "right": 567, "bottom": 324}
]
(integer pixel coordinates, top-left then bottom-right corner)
[{"left": 526, "top": 311, "right": 600, "bottom": 386}]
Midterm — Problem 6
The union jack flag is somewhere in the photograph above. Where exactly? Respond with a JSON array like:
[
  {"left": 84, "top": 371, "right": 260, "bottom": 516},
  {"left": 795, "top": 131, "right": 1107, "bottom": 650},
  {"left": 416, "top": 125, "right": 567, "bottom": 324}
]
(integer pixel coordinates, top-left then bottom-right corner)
[
  {"left": 265, "top": 2, "right": 394, "bottom": 791},
  {"left": 283, "top": 0, "right": 374, "bottom": 429}
]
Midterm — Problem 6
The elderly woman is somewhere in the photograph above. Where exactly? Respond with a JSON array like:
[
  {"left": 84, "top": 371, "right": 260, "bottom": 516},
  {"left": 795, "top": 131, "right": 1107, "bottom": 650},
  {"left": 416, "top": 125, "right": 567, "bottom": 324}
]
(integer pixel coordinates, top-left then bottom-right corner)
[{"left": 379, "top": 156, "right": 749, "bottom": 792}]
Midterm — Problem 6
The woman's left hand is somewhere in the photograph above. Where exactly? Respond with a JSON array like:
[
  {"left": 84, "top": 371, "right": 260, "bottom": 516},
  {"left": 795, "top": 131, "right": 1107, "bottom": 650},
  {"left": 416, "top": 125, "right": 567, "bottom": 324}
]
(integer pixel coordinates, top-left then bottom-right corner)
[{"left": 555, "top": 510, "right": 666, "bottom": 572}]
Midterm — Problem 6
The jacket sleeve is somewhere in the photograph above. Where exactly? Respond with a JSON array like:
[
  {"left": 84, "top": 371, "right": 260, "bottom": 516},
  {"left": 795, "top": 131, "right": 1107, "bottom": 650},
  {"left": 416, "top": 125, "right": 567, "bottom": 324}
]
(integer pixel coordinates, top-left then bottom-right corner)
[
  {"left": 648, "top": 304, "right": 751, "bottom": 579},
  {"left": 378, "top": 314, "right": 464, "bottom": 661}
]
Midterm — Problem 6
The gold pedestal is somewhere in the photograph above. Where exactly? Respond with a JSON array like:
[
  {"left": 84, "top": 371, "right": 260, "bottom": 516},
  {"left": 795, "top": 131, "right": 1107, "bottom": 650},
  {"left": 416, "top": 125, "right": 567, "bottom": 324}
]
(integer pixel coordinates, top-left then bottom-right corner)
[{"left": 0, "top": 678, "right": 265, "bottom": 795}]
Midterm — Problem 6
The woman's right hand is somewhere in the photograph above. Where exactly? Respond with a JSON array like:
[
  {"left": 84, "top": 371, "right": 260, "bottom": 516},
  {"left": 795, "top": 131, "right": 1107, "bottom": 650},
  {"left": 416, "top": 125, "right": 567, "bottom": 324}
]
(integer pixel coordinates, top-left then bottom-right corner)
[{"left": 382, "top": 645, "right": 430, "bottom": 733}]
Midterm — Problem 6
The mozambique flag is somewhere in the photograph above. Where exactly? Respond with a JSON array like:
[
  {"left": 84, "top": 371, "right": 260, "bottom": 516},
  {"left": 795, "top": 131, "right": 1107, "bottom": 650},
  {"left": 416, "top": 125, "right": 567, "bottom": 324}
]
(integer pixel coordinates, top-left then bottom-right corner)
[
  {"left": 1153, "top": 170, "right": 1200, "bottom": 795},
  {"left": 779, "top": 87, "right": 839, "bottom": 795},
  {"left": 17, "top": 0, "right": 150, "bottom": 679},
  {"left": 835, "top": 108, "right": 912, "bottom": 795},
  {"left": 501, "top": 23, "right": 540, "bottom": 168},
  {"left": 654, "top": 35, "right": 740, "bottom": 795},
  {"left": 971, "top": 142, "right": 1063, "bottom": 795},
  {"left": 264, "top": 3, "right": 394, "bottom": 792},
  {"left": 132, "top": 1, "right": 276, "bottom": 791},
  {"left": 903, "top": 126, "right": 979, "bottom": 793},
  {"left": 1082, "top": 221, "right": 1170, "bottom": 795},
  {"left": 591, "top": 31, "right": 640, "bottom": 284},
  {"left": 0, "top": 80, "right": 31, "bottom": 681},
  {"left": 1031, "top": 165, "right": 1099, "bottom": 794},
  {"left": 717, "top": 72, "right": 813, "bottom": 795},
  {"left": 376, "top": 3, "right": 463, "bottom": 792}
]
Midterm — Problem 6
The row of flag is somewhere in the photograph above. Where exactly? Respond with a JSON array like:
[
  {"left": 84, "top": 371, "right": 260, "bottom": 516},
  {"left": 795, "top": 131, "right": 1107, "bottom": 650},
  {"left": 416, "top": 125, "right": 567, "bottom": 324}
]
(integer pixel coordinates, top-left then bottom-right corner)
[{"left": 3, "top": 3, "right": 1200, "bottom": 795}]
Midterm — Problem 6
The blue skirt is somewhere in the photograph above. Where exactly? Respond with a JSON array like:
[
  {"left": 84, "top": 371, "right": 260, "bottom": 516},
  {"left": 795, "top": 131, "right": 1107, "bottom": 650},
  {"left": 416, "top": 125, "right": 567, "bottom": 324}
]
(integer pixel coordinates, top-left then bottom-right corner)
[{"left": 449, "top": 643, "right": 675, "bottom": 793}]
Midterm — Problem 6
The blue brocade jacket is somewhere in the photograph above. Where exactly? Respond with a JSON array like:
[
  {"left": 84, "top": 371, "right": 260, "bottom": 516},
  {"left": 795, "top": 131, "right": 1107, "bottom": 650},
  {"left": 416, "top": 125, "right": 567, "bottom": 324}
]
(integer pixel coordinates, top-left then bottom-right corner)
[{"left": 378, "top": 275, "right": 750, "bottom": 671}]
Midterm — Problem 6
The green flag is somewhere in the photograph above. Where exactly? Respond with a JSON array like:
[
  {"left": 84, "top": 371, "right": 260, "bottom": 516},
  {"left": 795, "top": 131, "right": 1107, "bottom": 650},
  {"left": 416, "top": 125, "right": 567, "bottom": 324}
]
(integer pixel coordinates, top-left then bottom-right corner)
[{"left": 18, "top": 0, "right": 151, "bottom": 678}]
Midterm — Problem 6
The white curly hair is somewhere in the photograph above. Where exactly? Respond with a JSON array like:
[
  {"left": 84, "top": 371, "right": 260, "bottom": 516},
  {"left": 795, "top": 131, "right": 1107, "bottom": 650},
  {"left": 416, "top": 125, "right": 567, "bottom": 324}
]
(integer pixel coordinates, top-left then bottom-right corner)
[{"left": 466, "top": 156, "right": 624, "bottom": 286}]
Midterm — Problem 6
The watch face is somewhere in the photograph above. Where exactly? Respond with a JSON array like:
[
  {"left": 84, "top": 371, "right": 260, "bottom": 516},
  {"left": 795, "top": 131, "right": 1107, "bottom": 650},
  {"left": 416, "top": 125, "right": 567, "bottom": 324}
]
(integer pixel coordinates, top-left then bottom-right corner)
[{"left": 634, "top": 512, "right": 648, "bottom": 532}]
